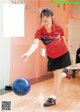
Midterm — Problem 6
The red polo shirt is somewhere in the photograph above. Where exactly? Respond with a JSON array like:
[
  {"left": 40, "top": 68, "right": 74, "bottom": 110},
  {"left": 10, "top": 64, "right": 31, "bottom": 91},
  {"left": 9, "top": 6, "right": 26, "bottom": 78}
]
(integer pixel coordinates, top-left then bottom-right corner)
[{"left": 35, "top": 24, "right": 68, "bottom": 58}]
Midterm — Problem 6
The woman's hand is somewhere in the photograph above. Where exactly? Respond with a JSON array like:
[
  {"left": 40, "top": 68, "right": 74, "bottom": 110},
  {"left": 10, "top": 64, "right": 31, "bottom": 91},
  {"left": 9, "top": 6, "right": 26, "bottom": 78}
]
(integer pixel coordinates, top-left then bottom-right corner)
[
  {"left": 19, "top": 54, "right": 29, "bottom": 62},
  {"left": 19, "top": 39, "right": 39, "bottom": 62}
]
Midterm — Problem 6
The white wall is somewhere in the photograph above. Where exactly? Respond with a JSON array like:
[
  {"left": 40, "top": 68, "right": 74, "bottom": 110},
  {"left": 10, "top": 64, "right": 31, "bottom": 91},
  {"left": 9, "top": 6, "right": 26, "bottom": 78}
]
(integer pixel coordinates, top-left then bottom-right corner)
[
  {"left": 70, "top": 21, "right": 80, "bottom": 56},
  {"left": 68, "top": 4, "right": 80, "bottom": 60},
  {"left": 0, "top": 0, "right": 11, "bottom": 89}
]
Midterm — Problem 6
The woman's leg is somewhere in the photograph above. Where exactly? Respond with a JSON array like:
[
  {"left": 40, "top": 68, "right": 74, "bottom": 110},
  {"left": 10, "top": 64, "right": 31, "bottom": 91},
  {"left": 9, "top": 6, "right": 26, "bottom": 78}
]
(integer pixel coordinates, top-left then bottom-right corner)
[
  {"left": 52, "top": 68, "right": 64, "bottom": 96},
  {"left": 44, "top": 68, "right": 64, "bottom": 107}
]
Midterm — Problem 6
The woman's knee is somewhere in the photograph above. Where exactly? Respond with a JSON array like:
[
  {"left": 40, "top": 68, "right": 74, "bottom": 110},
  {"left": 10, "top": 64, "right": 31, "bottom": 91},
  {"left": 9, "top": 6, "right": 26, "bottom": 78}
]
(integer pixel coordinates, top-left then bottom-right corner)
[{"left": 53, "top": 69, "right": 63, "bottom": 78}]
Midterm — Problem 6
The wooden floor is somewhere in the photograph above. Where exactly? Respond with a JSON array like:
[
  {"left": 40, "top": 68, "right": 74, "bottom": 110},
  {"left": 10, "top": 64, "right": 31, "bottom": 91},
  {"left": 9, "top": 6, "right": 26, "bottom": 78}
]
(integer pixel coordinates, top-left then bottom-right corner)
[{"left": 0, "top": 77, "right": 80, "bottom": 112}]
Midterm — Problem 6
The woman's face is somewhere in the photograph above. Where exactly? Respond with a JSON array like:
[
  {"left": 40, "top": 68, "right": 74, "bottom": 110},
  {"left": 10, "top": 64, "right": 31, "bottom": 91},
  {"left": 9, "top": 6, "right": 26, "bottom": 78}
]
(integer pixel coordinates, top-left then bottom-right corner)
[{"left": 41, "top": 14, "right": 52, "bottom": 26}]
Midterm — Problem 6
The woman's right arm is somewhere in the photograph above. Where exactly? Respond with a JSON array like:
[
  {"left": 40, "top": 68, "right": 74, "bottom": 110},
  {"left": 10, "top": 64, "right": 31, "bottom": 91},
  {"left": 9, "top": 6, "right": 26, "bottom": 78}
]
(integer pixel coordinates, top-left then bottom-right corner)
[{"left": 21, "top": 39, "right": 39, "bottom": 62}]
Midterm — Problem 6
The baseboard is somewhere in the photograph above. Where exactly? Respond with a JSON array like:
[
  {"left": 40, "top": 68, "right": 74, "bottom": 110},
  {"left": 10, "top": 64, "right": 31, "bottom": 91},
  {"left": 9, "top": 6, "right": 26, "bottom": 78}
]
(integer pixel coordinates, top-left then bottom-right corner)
[
  {"left": 5, "top": 73, "right": 54, "bottom": 90},
  {"left": 29, "top": 73, "right": 54, "bottom": 85}
]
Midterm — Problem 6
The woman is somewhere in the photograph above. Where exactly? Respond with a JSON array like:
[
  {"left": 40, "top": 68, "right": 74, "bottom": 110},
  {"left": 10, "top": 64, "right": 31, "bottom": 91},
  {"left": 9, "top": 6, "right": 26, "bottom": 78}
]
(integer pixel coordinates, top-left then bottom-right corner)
[{"left": 20, "top": 8, "right": 71, "bottom": 107}]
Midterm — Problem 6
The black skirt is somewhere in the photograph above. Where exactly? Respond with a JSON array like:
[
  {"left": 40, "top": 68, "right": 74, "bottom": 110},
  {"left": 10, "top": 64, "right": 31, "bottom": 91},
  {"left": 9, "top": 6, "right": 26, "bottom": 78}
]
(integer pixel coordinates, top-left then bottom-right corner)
[{"left": 47, "top": 51, "right": 71, "bottom": 71}]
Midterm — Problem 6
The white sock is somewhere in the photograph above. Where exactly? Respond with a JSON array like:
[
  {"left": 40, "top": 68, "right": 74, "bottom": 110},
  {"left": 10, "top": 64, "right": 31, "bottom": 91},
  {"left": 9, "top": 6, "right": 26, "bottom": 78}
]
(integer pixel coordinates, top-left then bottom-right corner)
[
  {"left": 50, "top": 95, "right": 56, "bottom": 99},
  {"left": 62, "top": 72, "right": 67, "bottom": 77}
]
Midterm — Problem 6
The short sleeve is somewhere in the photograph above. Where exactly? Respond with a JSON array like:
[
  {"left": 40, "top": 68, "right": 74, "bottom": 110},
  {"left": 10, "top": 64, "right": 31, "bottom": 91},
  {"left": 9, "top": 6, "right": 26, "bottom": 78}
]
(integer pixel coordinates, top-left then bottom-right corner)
[
  {"left": 61, "top": 28, "right": 64, "bottom": 36},
  {"left": 35, "top": 30, "right": 41, "bottom": 40}
]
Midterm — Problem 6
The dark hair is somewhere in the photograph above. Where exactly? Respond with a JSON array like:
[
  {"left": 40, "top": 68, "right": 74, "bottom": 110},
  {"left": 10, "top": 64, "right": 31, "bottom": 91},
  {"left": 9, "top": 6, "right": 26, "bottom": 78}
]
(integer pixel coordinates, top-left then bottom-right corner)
[
  {"left": 40, "top": 8, "right": 54, "bottom": 23},
  {"left": 40, "top": 8, "right": 53, "bottom": 17}
]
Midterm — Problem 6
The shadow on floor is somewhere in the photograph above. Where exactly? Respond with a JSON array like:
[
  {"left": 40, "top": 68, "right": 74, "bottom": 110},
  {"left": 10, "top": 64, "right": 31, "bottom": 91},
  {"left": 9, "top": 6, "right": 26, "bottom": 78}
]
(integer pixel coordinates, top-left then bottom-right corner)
[{"left": 0, "top": 88, "right": 12, "bottom": 95}]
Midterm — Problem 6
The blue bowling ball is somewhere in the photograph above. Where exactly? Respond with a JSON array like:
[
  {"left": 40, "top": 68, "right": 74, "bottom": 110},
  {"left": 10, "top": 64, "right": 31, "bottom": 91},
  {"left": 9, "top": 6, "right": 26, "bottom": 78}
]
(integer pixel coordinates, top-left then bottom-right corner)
[{"left": 12, "top": 78, "right": 31, "bottom": 96}]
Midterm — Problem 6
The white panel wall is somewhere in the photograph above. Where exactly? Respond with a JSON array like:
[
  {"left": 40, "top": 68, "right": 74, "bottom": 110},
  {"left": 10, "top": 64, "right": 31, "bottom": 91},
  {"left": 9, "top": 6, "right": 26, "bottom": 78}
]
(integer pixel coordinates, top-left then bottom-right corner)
[
  {"left": 70, "top": 21, "right": 80, "bottom": 57},
  {"left": 68, "top": 4, "right": 80, "bottom": 61},
  {"left": 0, "top": 0, "right": 11, "bottom": 89}
]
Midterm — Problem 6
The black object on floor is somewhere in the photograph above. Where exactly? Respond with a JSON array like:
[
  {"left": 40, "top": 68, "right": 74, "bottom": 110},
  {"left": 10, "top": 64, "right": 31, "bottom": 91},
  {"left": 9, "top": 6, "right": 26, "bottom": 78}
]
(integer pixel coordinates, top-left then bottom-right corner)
[{"left": 5, "top": 85, "right": 12, "bottom": 90}]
